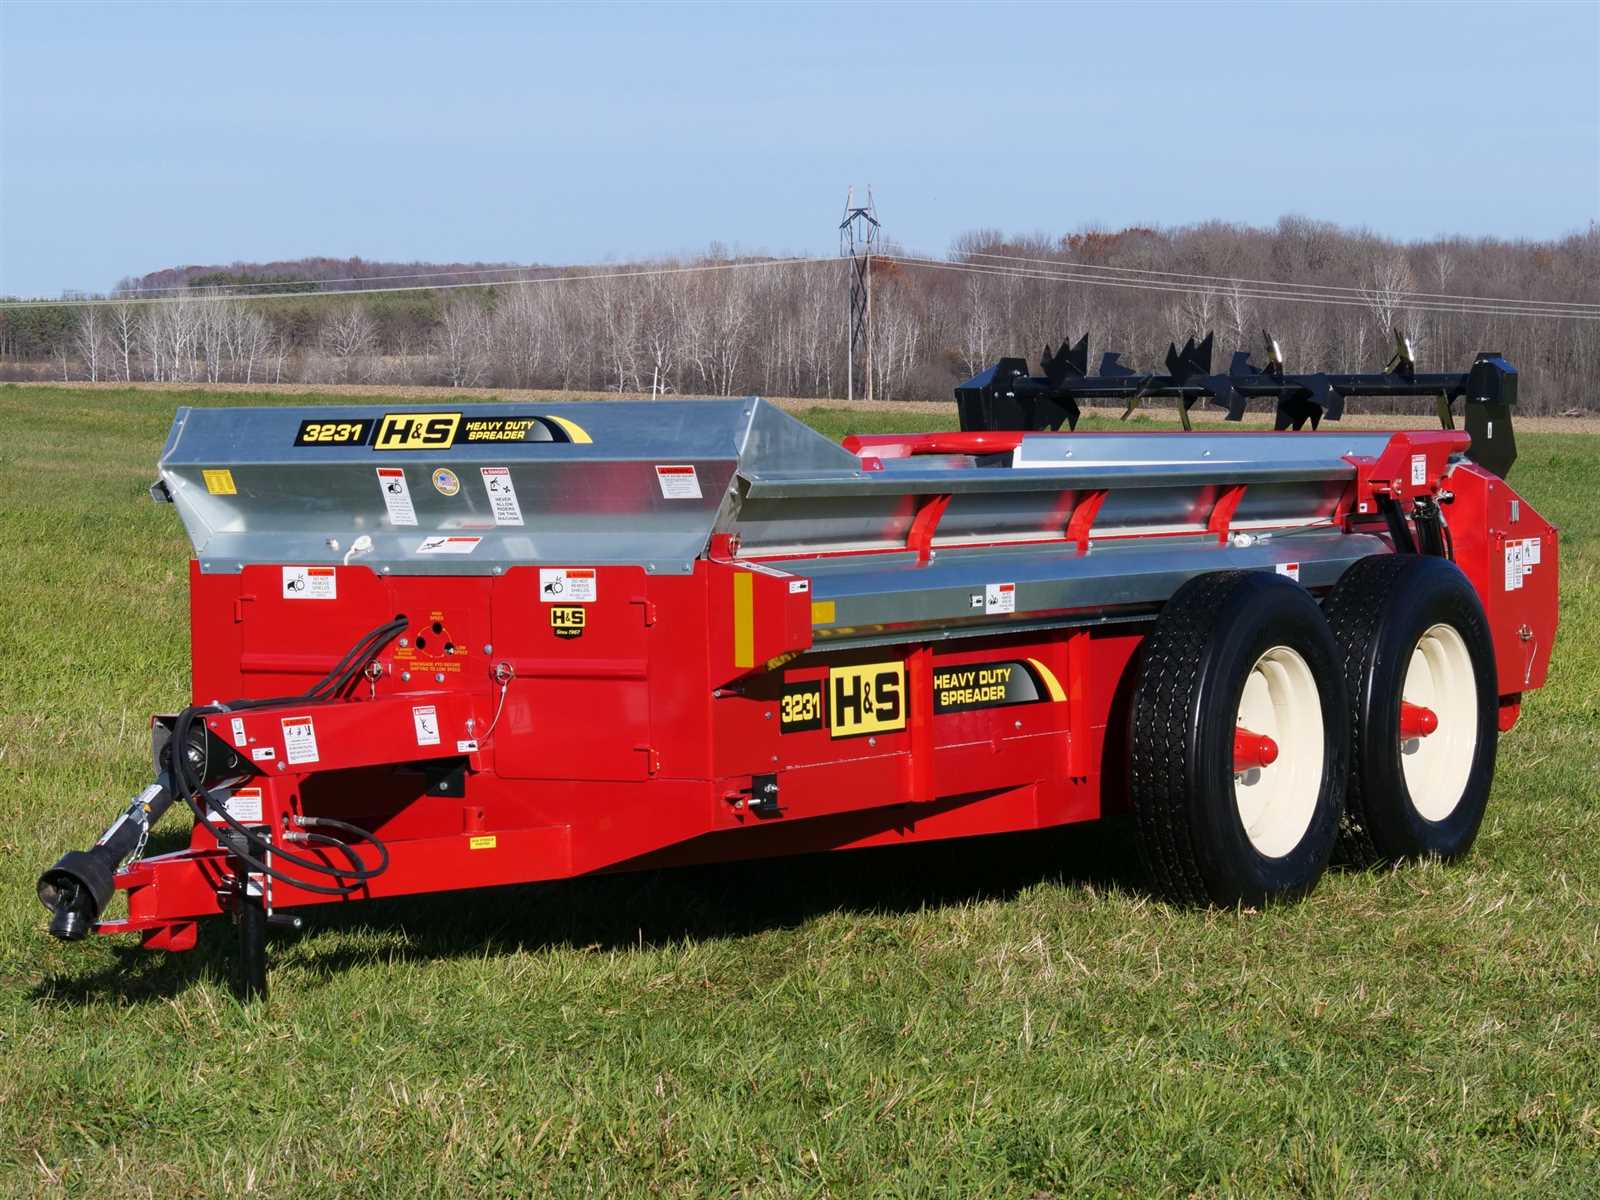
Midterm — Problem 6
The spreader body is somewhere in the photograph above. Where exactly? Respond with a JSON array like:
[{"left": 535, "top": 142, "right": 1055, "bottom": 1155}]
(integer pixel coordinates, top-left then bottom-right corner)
[{"left": 52, "top": 397, "right": 1559, "bottom": 968}]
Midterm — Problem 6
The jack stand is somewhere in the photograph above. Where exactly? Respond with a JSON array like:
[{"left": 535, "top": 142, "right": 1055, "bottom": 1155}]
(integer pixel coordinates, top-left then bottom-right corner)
[{"left": 233, "top": 856, "right": 267, "bottom": 1004}]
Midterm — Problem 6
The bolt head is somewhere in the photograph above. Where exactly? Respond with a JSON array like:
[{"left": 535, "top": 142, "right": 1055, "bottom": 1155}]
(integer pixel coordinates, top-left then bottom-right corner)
[{"left": 435, "top": 672, "right": 445, "bottom": 683}]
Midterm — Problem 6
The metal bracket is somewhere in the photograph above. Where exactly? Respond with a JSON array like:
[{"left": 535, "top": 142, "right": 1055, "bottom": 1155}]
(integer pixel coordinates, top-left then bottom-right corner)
[{"left": 743, "top": 774, "right": 780, "bottom": 819}]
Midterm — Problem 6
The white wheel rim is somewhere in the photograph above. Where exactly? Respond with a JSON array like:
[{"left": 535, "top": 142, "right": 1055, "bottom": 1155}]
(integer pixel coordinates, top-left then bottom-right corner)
[
  {"left": 1400, "top": 623, "right": 1478, "bottom": 821},
  {"left": 1233, "top": 645, "right": 1325, "bottom": 858}
]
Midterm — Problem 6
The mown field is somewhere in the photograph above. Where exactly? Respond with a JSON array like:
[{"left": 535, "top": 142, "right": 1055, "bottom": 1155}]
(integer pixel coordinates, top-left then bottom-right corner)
[{"left": 1, "top": 383, "right": 1596, "bottom": 1198}]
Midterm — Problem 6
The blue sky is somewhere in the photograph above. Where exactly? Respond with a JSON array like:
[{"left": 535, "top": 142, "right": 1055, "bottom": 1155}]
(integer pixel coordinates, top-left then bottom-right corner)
[{"left": 2, "top": 0, "right": 1596, "bottom": 297}]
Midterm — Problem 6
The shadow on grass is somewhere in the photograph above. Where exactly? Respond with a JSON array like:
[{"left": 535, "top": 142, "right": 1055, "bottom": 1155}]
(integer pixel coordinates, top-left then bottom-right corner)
[{"left": 30, "top": 818, "right": 1146, "bottom": 1006}]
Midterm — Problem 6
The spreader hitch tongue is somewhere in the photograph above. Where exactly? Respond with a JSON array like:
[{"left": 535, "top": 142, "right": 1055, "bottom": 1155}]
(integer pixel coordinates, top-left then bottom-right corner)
[{"left": 38, "top": 780, "right": 173, "bottom": 940}]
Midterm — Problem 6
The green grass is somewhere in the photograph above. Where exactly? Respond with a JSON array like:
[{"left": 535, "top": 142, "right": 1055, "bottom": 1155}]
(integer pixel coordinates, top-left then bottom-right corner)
[{"left": 1, "top": 384, "right": 1597, "bottom": 1198}]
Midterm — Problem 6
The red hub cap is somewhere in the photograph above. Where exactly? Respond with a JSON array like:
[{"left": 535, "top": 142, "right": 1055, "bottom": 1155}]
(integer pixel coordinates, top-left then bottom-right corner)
[
  {"left": 1399, "top": 701, "right": 1438, "bottom": 739},
  {"left": 1233, "top": 727, "right": 1280, "bottom": 773}
]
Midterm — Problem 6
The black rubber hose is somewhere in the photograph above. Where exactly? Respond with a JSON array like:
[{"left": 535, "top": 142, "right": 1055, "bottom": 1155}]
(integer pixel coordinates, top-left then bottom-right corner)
[{"left": 169, "top": 615, "right": 408, "bottom": 894}]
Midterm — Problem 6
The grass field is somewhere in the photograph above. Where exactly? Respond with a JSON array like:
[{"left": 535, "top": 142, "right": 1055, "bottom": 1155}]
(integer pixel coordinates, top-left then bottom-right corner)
[{"left": 1, "top": 383, "right": 1596, "bottom": 1198}]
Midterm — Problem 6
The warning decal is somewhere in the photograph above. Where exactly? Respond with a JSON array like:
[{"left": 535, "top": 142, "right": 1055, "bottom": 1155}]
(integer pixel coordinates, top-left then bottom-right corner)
[
  {"left": 376, "top": 467, "right": 418, "bottom": 526},
  {"left": 1275, "top": 562, "right": 1301, "bottom": 581},
  {"left": 217, "top": 787, "right": 264, "bottom": 823},
  {"left": 655, "top": 464, "right": 703, "bottom": 500},
  {"left": 415, "top": 535, "right": 481, "bottom": 556},
  {"left": 1504, "top": 537, "right": 1541, "bottom": 591},
  {"left": 280, "top": 716, "right": 320, "bottom": 765},
  {"left": 282, "top": 565, "right": 337, "bottom": 600},
  {"left": 481, "top": 466, "right": 524, "bottom": 526},
  {"left": 984, "top": 582, "right": 1016, "bottom": 615},
  {"left": 539, "top": 568, "right": 596, "bottom": 602},
  {"left": 1411, "top": 454, "right": 1427, "bottom": 487},
  {"left": 412, "top": 705, "right": 441, "bottom": 747}
]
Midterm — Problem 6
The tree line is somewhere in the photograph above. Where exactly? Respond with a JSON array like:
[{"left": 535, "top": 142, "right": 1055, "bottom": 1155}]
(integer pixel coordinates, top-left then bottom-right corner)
[{"left": 2, "top": 217, "right": 1596, "bottom": 415}]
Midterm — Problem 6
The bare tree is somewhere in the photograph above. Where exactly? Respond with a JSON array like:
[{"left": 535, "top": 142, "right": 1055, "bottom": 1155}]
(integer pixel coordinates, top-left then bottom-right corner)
[
  {"left": 432, "top": 298, "right": 488, "bottom": 388},
  {"left": 320, "top": 304, "right": 378, "bottom": 383},
  {"left": 72, "top": 305, "right": 106, "bottom": 381},
  {"left": 109, "top": 301, "right": 138, "bottom": 380}
]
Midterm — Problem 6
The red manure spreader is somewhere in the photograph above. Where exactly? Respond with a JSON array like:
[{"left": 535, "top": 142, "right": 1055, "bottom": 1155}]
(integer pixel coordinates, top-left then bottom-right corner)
[{"left": 40, "top": 337, "right": 1559, "bottom": 998}]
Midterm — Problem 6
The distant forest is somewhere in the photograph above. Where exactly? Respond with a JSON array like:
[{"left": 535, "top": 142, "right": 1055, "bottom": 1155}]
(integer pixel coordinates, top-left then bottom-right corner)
[{"left": 3, "top": 217, "right": 1596, "bottom": 415}]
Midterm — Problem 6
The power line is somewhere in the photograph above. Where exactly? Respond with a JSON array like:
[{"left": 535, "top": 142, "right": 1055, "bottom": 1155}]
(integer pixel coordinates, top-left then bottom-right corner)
[
  {"left": 883, "top": 255, "right": 1600, "bottom": 322},
  {"left": 0, "top": 256, "right": 851, "bottom": 311},
  {"left": 960, "top": 248, "right": 1600, "bottom": 313}
]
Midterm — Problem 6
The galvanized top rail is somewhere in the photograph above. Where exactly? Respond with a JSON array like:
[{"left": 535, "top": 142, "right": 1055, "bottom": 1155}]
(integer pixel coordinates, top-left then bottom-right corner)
[{"left": 155, "top": 398, "right": 1452, "bottom": 578}]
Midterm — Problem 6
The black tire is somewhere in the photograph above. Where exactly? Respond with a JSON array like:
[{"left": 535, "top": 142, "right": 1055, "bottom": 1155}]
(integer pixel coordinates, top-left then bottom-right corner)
[
  {"left": 1322, "top": 555, "right": 1498, "bottom": 866},
  {"left": 1130, "top": 571, "right": 1350, "bottom": 906}
]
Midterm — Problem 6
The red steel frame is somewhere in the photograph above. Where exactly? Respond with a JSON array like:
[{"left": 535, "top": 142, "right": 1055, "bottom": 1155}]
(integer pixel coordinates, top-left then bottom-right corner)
[{"left": 97, "top": 429, "right": 1560, "bottom": 950}]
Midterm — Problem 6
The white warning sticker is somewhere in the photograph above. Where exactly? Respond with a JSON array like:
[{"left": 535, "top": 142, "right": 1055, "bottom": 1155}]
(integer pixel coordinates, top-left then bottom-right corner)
[
  {"left": 539, "top": 567, "right": 596, "bottom": 603},
  {"left": 1504, "top": 540, "right": 1526, "bottom": 591},
  {"left": 415, "top": 535, "right": 481, "bottom": 556},
  {"left": 788, "top": 579, "right": 811, "bottom": 594},
  {"left": 456, "top": 738, "right": 479, "bottom": 754},
  {"left": 1275, "top": 562, "right": 1301, "bottom": 581},
  {"left": 985, "top": 582, "right": 1016, "bottom": 615},
  {"left": 1410, "top": 454, "right": 1427, "bottom": 487},
  {"left": 412, "top": 705, "right": 441, "bottom": 747},
  {"left": 251, "top": 746, "right": 276, "bottom": 762},
  {"left": 480, "top": 466, "right": 524, "bottom": 526},
  {"left": 281, "top": 716, "right": 320, "bottom": 765},
  {"left": 282, "top": 565, "right": 337, "bottom": 600},
  {"left": 1503, "top": 537, "right": 1541, "bottom": 591},
  {"left": 230, "top": 716, "right": 248, "bottom": 748},
  {"left": 376, "top": 467, "right": 418, "bottom": 526},
  {"left": 221, "top": 787, "right": 264, "bottom": 823},
  {"left": 655, "top": 464, "right": 703, "bottom": 500}
]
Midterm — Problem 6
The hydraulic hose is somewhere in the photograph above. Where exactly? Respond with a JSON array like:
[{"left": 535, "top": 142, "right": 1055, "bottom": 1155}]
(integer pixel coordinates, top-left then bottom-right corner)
[{"left": 39, "top": 615, "right": 408, "bottom": 936}]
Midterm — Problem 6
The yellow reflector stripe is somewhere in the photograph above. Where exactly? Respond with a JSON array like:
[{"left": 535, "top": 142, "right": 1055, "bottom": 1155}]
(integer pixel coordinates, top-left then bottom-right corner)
[
  {"left": 733, "top": 572, "right": 754, "bottom": 667},
  {"left": 1026, "top": 657, "right": 1067, "bottom": 702},
  {"left": 811, "top": 600, "right": 836, "bottom": 626}
]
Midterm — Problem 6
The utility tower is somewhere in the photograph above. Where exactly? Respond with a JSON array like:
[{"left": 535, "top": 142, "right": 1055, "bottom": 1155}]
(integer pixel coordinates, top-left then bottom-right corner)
[{"left": 839, "top": 187, "right": 880, "bottom": 402}]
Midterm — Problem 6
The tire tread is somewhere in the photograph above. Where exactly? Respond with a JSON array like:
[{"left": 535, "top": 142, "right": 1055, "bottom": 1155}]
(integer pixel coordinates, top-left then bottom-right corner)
[{"left": 1129, "top": 571, "right": 1248, "bottom": 904}]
